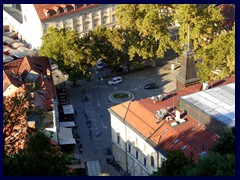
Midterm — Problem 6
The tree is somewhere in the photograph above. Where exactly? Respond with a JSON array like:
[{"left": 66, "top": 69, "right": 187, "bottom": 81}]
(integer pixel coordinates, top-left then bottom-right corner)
[
  {"left": 197, "top": 24, "right": 235, "bottom": 82},
  {"left": 211, "top": 132, "right": 235, "bottom": 155},
  {"left": 39, "top": 27, "right": 91, "bottom": 86},
  {"left": 186, "top": 152, "right": 235, "bottom": 176},
  {"left": 172, "top": 4, "right": 224, "bottom": 57},
  {"left": 4, "top": 131, "right": 73, "bottom": 176},
  {"left": 151, "top": 150, "right": 194, "bottom": 176},
  {"left": 116, "top": 4, "right": 173, "bottom": 66},
  {"left": 89, "top": 26, "right": 122, "bottom": 69}
]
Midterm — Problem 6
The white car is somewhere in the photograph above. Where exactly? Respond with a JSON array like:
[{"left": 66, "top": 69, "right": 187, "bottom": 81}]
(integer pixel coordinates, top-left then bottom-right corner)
[{"left": 108, "top": 76, "right": 122, "bottom": 85}]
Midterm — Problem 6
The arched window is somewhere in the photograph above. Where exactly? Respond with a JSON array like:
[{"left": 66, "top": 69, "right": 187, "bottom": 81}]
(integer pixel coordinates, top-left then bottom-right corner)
[{"left": 151, "top": 156, "right": 154, "bottom": 168}]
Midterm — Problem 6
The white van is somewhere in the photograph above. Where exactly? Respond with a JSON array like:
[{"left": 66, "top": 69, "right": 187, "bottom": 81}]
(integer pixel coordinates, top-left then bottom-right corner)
[{"left": 108, "top": 76, "right": 122, "bottom": 85}]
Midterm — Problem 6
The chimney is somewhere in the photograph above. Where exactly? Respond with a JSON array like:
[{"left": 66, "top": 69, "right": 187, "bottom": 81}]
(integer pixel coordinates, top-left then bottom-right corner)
[
  {"left": 176, "top": 50, "right": 200, "bottom": 91},
  {"left": 202, "top": 82, "right": 209, "bottom": 90},
  {"left": 11, "top": 70, "right": 18, "bottom": 78},
  {"left": 175, "top": 110, "right": 181, "bottom": 121},
  {"left": 30, "top": 92, "right": 35, "bottom": 99},
  {"left": 18, "top": 73, "right": 22, "bottom": 82}
]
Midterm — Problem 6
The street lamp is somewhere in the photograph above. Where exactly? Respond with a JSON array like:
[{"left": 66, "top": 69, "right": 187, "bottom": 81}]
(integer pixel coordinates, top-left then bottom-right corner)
[{"left": 124, "top": 96, "right": 131, "bottom": 176}]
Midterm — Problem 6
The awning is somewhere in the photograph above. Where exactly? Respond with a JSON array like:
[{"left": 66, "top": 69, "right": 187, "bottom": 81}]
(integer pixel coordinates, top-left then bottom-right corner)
[
  {"left": 44, "top": 130, "right": 58, "bottom": 144},
  {"left": 60, "top": 121, "right": 76, "bottom": 127},
  {"left": 58, "top": 127, "right": 76, "bottom": 145},
  {"left": 62, "top": 104, "right": 74, "bottom": 115},
  {"left": 86, "top": 161, "right": 101, "bottom": 176}
]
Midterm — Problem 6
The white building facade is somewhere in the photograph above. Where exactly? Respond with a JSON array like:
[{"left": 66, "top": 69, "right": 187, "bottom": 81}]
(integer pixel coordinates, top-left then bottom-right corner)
[
  {"left": 109, "top": 111, "right": 166, "bottom": 176},
  {"left": 3, "top": 4, "right": 117, "bottom": 50}
]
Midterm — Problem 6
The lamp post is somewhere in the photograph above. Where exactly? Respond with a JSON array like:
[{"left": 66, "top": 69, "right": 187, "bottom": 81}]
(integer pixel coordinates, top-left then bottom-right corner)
[{"left": 124, "top": 95, "right": 131, "bottom": 175}]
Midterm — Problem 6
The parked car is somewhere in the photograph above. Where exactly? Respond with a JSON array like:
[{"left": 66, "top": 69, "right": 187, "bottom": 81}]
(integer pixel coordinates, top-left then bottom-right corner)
[
  {"left": 144, "top": 83, "right": 159, "bottom": 89},
  {"left": 108, "top": 76, "right": 122, "bottom": 86},
  {"left": 97, "top": 59, "right": 106, "bottom": 70}
]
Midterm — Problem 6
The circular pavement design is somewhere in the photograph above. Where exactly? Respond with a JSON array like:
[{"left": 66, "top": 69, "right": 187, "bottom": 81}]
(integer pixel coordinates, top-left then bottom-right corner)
[{"left": 108, "top": 91, "right": 135, "bottom": 104}]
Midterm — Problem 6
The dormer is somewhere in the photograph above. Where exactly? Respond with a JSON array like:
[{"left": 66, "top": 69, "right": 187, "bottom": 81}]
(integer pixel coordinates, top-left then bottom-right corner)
[
  {"left": 71, "top": 4, "right": 77, "bottom": 10},
  {"left": 53, "top": 6, "right": 62, "bottom": 14},
  {"left": 43, "top": 9, "right": 50, "bottom": 17},
  {"left": 61, "top": 4, "right": 68, "bottom": 12}
]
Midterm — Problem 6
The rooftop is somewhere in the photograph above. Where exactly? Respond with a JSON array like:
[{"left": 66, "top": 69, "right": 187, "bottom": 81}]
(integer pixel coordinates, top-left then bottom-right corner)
[
  {"left": 109, "top": 75, "right": 235, "bottom": 159},
  {"left": 181, "top": 83, "right": 235, "bottom": 128},
  {"left": 3, "top": 6, "right": 23, "bottom": 23},
  {"left": 34, "top": 4, "right": 100, "bottom": 22}
]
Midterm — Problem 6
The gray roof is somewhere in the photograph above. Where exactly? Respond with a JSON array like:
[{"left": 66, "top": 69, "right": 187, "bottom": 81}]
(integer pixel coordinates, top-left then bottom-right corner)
[
  {"left": 3, "top": 6, "right": 23, "bottom": 23},
  {"left": 180, "top": 83, "right": 235, "bottom": 128}
]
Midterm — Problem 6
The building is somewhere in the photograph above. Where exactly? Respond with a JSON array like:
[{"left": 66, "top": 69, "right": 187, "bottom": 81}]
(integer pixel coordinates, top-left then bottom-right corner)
[
  {"left": 3, "top": 4, "right": 117, "bottom": 49},
  {"left": 3, "top": 56, "right": 59, "bottom": 153},
  {"left": 108, "top": 75, "right": 235, "bottom": 176}
]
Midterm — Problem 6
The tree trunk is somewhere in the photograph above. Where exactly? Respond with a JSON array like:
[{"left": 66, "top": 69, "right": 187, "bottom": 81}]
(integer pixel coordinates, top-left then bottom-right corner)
[{"left": 72, "top": 79, "right": 77, "bottom": 87}]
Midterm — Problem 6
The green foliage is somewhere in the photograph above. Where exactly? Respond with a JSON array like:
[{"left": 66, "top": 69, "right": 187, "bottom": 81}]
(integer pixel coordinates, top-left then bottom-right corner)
[
  {"left": 172, "top": 4, "right": 224, "bottom": 56},
  {"left": 116, "top": 4, "right": 173, "bottom": 63},
  {"left": 151, "top": 150, "right": 194, "bottom": 176},
  {"left": 197, "top": 24, "right": 235, "bottom": 82},
  {"left": 186, "top": 152, "right": 235, "bottom": 176},
  {"left": 39, "top": 27, "right": 91, "bottom": 86},
  {"left": 4, "top": 131, "right": 73, "bottom": 176},
  {"left": 212, "top": 132, "right": 235, "bottom": 155}
]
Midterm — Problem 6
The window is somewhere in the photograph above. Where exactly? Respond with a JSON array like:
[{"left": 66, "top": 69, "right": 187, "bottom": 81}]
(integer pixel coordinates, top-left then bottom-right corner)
[
  {"left": 151, "top": 156, "right": 154, "bottom": 168},
  {"left": 128, "top": 143, "right": 131, "bottom": 153},
  {"left": 117, "top": 133, "right": 120, "bottom": 144},
  {"left": 143, "top": 157, "right": 147, "bottom": 167},
  {"left": 135, "top": 150, "right": 139, "bottom": 160},
  {"left": 163, "top": 128, "right": 168, "bottom": 134},
  {"left": 174, "top": 138, "right": 179, "bottom": 144},
  {"left": 103, "top": 17, "right": 108, "bottom": 25},
  {"left": 112, "top": 14, "right": 116, "bottom": 22},
  {"left": 112, "top": 5, "right": 115, "bottom": 11},
  {"left": 182, "top": 145, "right": 187, "bottom": 151}
]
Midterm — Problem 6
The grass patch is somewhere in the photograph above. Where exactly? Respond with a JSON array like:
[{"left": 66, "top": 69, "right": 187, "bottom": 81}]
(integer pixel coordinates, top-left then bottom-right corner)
[{"left": 113, "top": 93, "right": 129, "bottom": 99}]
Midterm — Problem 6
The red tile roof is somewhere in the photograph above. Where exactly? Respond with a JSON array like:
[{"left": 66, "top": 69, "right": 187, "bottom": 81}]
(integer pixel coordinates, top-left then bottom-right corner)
[
  {"left": 110, "top": 75, "right": 235, "bottom": 160},
  {"left": 3, "top": 56, "right": 57, "bottom": 154},
  {"left": 34, "top": 4, "right": 100, "bottom": 22}
]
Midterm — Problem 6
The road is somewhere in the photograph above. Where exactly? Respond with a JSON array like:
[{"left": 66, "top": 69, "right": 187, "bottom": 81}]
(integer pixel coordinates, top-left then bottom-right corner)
[
  {"left": 52, "top": 54, "right": 180, "bottom": 175},
  {"left": 65, "top": 58, "right": 179, "bottom": 175}
]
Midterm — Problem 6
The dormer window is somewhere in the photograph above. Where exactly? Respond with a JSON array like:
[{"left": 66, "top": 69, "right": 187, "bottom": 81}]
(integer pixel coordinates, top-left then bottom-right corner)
[
  {"left": 43, "top": 9, "right": 50, "bottom": 17},
  {"left": 61, "top": 4, "right": 68, "bottom": 12}
]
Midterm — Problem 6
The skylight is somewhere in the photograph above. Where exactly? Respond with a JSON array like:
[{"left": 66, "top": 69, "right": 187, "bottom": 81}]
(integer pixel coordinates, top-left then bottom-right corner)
[
  {"left": 163, "top": 128, "right": 168, "bottom": 134},
  {"left": 174, "top": 138, "right": 179, "bottom": 144},
  {"left": 182, "top": 145, "right": 187, "bottom": 151}
]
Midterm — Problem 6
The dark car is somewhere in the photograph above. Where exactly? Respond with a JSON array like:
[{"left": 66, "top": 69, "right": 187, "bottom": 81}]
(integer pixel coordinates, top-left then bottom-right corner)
[{"left": 144, "top": 83, "right": 159, "bottom": 90}]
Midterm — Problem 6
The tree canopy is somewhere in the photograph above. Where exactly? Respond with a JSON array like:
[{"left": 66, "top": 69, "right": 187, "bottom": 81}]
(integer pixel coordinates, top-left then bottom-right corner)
[
  {"left": 116, "top": 4, "right": 173, "bottom": 64},
  {"left": 39, "top": 27, "right": 91, "bottom": 86},
  {"left": 197, "top": 24, "right": 235, "bottom": 82},
  {"left": 4, "top": 131, "right": 73, "bottom": 176}
]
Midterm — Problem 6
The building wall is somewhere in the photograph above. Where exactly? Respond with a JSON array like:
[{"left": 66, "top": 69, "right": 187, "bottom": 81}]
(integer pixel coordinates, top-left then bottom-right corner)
[
  {"left": 3, "top": 9, "right": 22, "bottom": 34},
  {"left": 179, "top": 99, "right": 229, "bottom": 136},
  {"left": 21, "top": 4, "right": 43, "bottom": 49},
  {"left": 42, "top": 4, "right": 116, "bottom": 34},
  {"left": 110, "top": 112, "right": 165, "bottom": 176},
  {"left": 20, "top": 4, "right": 116, "bottom": 49}
]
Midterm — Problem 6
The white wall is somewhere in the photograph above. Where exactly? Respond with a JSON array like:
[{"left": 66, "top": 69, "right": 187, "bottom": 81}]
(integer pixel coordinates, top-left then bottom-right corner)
[
  {"left": 21, "top": 4, "right": 43, "bottom": 49},
  {"left": 3, "top": 10, "right": 22, "bottom": 34},
  {"left": 110, "top": 112, "right": 166, "bottom": 175}
]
